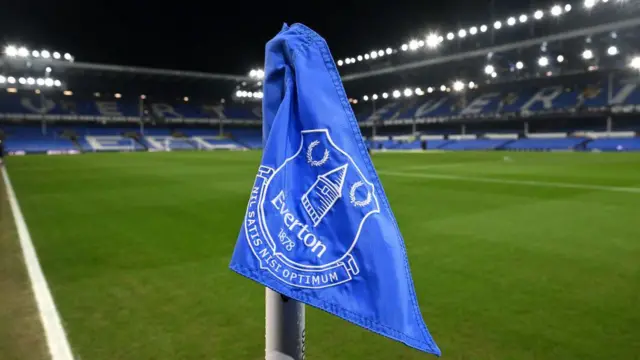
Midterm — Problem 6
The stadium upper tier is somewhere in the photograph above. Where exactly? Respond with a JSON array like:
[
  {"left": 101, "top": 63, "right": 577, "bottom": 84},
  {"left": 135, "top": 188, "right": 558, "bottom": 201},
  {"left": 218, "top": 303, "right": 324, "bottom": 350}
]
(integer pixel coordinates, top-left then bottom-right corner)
[
  {"left": 2, "top": 75, "right": 640, "bottom": 124},
  {"left": 356, "top": 76, "right": 640, "bottom": 123},
  {"left": 0, "top": 94, "right": 261, "bottom": 122}
]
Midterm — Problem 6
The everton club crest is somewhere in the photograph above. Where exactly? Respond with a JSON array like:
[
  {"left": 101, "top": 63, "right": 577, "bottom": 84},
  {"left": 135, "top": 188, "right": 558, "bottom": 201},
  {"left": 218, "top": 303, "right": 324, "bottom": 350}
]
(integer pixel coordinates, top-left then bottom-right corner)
[{"left": 243, "top": 129, "right": 380, "bottom": 289}]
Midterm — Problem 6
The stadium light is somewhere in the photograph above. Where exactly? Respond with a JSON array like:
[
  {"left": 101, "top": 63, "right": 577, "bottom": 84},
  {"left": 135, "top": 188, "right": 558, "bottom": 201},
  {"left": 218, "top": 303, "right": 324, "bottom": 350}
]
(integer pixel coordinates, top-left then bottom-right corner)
[
  {"left": 45, "top": 66, "right": 52, "bottom": 73},
  {"left": 557, "top": 54, "right": 565, "bottom": 63},
  {"left": 345, "top": 58, "right": 351, "bottom": 64},
  {"left": 26, "top": 77, "right": 35, "bottom": 85},
  {"left": 446, "top": 32, "right": 455, "bottom": 40},
  {"left": 468, "top": 81, "right": 476, "bottom": 89},
  {"left": 370, "top": 51, "right": 378, "bottom": 59},
  {"left": 357, "top": 55, "right": 363, "bottom": 61},
  {"left": 630, "top": 56, "right": 640, "bottom": 69},
  {"left": 494, "top": 21, "right": 502, "bottom": 29},
  {"left": 378, "top": 49, "right": 384, "bottom": 56},
  {"left": 36, "top": 78, "right": 44, "bottom": 86},
  {"left": 607, "top": 46, "right": 618, "bottom": 56},
  {"left": 44, "top": 78, "right": 53, "bottom": 87},
  {"left": 386, "top": 48, "right": 392, "bottom": 55},
  {"left": 363, "top": 95, "right": 369, "bottom": 101},
  {"left": 534, "top": 10, "right": 544, "bottom": 19},
  {"left": 5, "top": 45, "right": 17, "bottom": 57},
  {"left": 403, "top": 88, "right": 413, "bottom": 97},
  {"left": 382, "top": 92, "right": 389, "bottom": 99},
  {"left": 469, "top": 27, "right": 478, "bottom": 35},
  {"left": 582, "top": 49, "right": 594, "bottom": 60},
  {"left": 409, "top": 40, "right": 419, "bottom": 50},
  {"left": 249, "top": 69, "right": 257, "bottom": 77},
  {"left": 401, "top": 44, "right": 408, "bottom": 51},
  {"left": 452, "top": 80, "right": 465, "bottom": 92},
  {"left": 364, "top": 54, "right": 370, "bottom": 60},
  {"left": 440, "top": 85, "right": 446, "bottom": 91},
  {"left": 18, "top": 47, "right": 28, "bottom": 57},
  {"left": 519, "top": 14, "right": 528, "bottom": 23},
  {"left": 480, "top": 25, "right": 488, "bottom": 33},
  {"left": 565, "top": 4, "right": 572, "bottom": 11},
  {"left": 427, "top": 87, "right": 434, "bottom": 93},
  {"left": 484, "top": 64, "right": 495, "bottom": 75},
  {"left": 551, "top": 5, "right": 563, "bottom": 16},
  {"left": 41, "top": 50, "right": 50, "bottom": 58},
  {"left": 491, "top": 72, "right": 497, "bottom": 78},
  {"left": 64, "top": 53, "right": 72, "bottom": 61},
  {"left": 538, "top": 56, "right": 549, "bottom": 67},
  {"left": 584, "top": 0, "right": 596, "bottom": 9},
  {"left": 415, "top": 88, "right": 424, "bottom": 95},
  {"left": 18, "top": 77, "right": 26, "bottom": 84},
  {"left": 53, "top": 52, "right": 60, "bottom": 59},
  {"left": 458, "top": 29, "right": 467, "bottom": 38},
  {"left": 426, "top": 33, "right": 440, "bottom": 48},
  {"left": 32, "top": 50, "right": 39, "bottom": 58},
  {"left": 0, "top": 76, "right": 4, "bottom": 84},
  {"left": 507, "top": 17, "right": 516, "bottom": 26},
  {"left": 7, "top": 76, "right": 15, "bottom": 84},
  {"left": 337, "top": 60, "right": 343, "bottom": 66},
  {"left": 516, "top": 61, "right": 524, "bottom": 69},
  {"left": 183, "top": 96, "right": 189, "bottom": 102},
  {"left": 392, "top": 90, "right": 401, "bottom": 98},
  {"left": 372, "top": 94, "right": 378, "bottom": 100}
]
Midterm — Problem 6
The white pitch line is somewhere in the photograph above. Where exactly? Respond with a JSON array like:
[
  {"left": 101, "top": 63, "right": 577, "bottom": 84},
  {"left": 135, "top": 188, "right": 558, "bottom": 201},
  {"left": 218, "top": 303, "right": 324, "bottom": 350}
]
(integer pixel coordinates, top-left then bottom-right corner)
[
  {"left": 378, "top": 170, "right": 640, "bottom": 194},
  {"left": 1, "top": 167, "right": 74, "bottom": 360}
]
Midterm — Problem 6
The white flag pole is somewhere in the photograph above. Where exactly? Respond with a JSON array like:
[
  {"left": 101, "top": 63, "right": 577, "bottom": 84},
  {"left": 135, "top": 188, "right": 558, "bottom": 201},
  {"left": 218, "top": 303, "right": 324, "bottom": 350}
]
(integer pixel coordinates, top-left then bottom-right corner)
[{"left": 265, "top": 289, "right": 305, "bottom": 360}]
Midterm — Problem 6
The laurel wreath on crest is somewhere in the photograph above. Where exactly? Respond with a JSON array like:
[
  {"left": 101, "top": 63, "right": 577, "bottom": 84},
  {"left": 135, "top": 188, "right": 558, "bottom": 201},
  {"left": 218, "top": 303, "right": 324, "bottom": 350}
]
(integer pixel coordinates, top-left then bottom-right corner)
[
  {"left": 306, "top": 140, "right": 329, "bottom": 167},
  {"left": 350, "top": 181, "right": 372, "bottom": 207}
]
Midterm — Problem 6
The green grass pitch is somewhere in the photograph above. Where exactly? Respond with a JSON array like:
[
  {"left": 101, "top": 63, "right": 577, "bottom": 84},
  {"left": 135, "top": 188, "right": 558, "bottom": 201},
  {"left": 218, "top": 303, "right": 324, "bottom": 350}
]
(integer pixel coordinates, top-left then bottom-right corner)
[{"left": 5, "top": 151, "right": 640, "bottom": 360}]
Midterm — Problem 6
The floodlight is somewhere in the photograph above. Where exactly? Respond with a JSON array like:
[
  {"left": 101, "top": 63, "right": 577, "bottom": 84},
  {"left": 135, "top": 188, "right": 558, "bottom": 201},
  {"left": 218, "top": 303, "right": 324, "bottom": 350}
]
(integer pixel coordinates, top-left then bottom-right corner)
[
  {"left": 551, "top": 5, "right": 562, "bottom": 16},
  {"left": 582, "top": 49, "right": 594, "bottom": 60},
  {"left": 44, "top": 78, "right": 53, "bottom": 87},
  {"left": 584, "top": 0, "right": 596, "bottom": 9},
  {"left": 18, "top": 47, "right": 28, "bottom": 57},
  {"left": 409, "top": 40, "right": 419, "bottom": 50},
  {"left": 46, "top": 67, "right": 52, "bottom": 73},
  {"left": 8, "top": 76, "right": 15, "bottom": 84},
  {"left": 393, "top": 90, "right": 401, "bottom": 98},
  {"left": 507, "top": 17, "right": 516, "bottom": 26},
  {"left": 565, "top": 4, "right": 572, "bottom": 11},
  {"left": 484, "top": 64, "right": 495, "bottom": 75},
  {"left": 386, "top": 47, "right": 392, "bottom": 54},
  {"left": 417, "top": 40, "right": 424, "bottom": 47},
  {"left": 469, "top": 27, "right": 478, "bottom": 35},
  {"left": 5, "top": 45, "right": 17, "bottom": 57},
  {"left": 337, "top": 60, "right": 343, "bottom": 66},
  {"left": 41, "top": 50, "right": 50, "bottom": 58},
  {"left": 538, "top": 56, "right": 549, "bottom": 67},
  {"left": 458, "top": 29, "right": 466, "bottom": 38},
  {"left": 27, "top": 77, "right": 35, "bottom": 85},
  {"left": 427, "top": 87, "right": 434, "bottom": 93},
  {"left": 382, "top": 92, "right": 389, "bottom": 99},
  {"left": 54, "top": 80, "right": 61, "bottom": 87},
  {"left": 557, "top": 55, "right": 565, "bottom": 63},
  {"left": 53, "top": 52, "right": 61, "bottom": 59},
  {"left": 363, "top": 95, "right": 369, "bottom": 101},
  {"left": 480, "top": 25, "right": 488, "bottom": 32},
  {"left": 491, "top": 72, "right": 497, "bottom": 78},
  {"left": 378, "top": 50, "right": 384, "bottom": 56},
  {"left": 370, "top": 51, "right": 378, "bottom": 59},
  {"left": 440, "top": 85, "right": 446, "bottom": 91},
  {"left": 0, "top": 76, "right": 5, "bottom": 83},
  {"left": 36, "top": 78, "right": 44, "bottom": 86},
  {"left": 357, "top": 55, "right": 363, "bottom": 61},
  {"left": 534, "top": 10, "right": 544, "bottom": 19},
  {"left": 446, "top": 32, "right": 455, "bottom": 40},
  {"left": 426, "top": 33, "right": 440, "bottom": 48},
  {"left": 401, "top": 44, "right": 408, "bottom": 51},
  {"left": 494, "top": 21, "right": 502, "bottom": 29},
  {"left": 32, "top": 50, "right": 39, "bottom": 57},
  {"left": 64, "top": 53, "right": 72, "bottom": 60},
  {"left": 453, "top": 81, "right": 465, "bottom": 92},
  {"left": 403, "top": 88, "right": 413, "bottom": 97},
  {"left": 630, "top": 56, "right": 640, "bottom": 69},
  {"left": 415, "top": 88, "right": 424, "bottom": 95},
  {"left": 468, "top": 81, "right": 476, "bottom": 89},
  {"left": 607, "top": 46, "right": 618, "bottom": 56},
  {"left": 372, "top": 94, "right": 378, "bottom": 100},
  {"left": 516, "top": 61, "right": 524, "bottom": 69}
]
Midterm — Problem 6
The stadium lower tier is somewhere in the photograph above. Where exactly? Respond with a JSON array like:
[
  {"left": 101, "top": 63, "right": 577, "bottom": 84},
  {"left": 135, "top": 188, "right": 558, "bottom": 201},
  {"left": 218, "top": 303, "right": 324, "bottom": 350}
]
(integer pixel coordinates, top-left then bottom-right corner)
[{"left": 2, "top": 125, "right": 639, "bottom": 153}]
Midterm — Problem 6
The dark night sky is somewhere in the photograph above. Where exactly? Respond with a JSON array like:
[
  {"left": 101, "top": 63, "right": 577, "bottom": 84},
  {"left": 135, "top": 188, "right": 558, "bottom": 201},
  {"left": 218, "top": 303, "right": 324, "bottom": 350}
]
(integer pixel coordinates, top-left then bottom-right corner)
[{"left": 0, "top": 0, "right": 551, "bottom": 76}]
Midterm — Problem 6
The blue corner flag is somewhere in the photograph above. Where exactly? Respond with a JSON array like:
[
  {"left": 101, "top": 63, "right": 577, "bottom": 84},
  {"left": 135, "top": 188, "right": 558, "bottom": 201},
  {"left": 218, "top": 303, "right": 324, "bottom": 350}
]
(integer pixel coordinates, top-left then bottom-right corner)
[{"left": 229, "top": 23, "right": 441, "bottom": 356}]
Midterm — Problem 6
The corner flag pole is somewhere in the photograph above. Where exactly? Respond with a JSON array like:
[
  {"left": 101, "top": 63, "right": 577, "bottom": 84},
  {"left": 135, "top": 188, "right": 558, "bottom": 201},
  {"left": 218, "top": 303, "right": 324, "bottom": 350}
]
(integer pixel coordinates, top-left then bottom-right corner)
[
  {"left": 263, "top": 109, "right": 306, "bottom": 360},
  {"left": 265, "top": 289, "right": 305, "bottom": 360}
]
